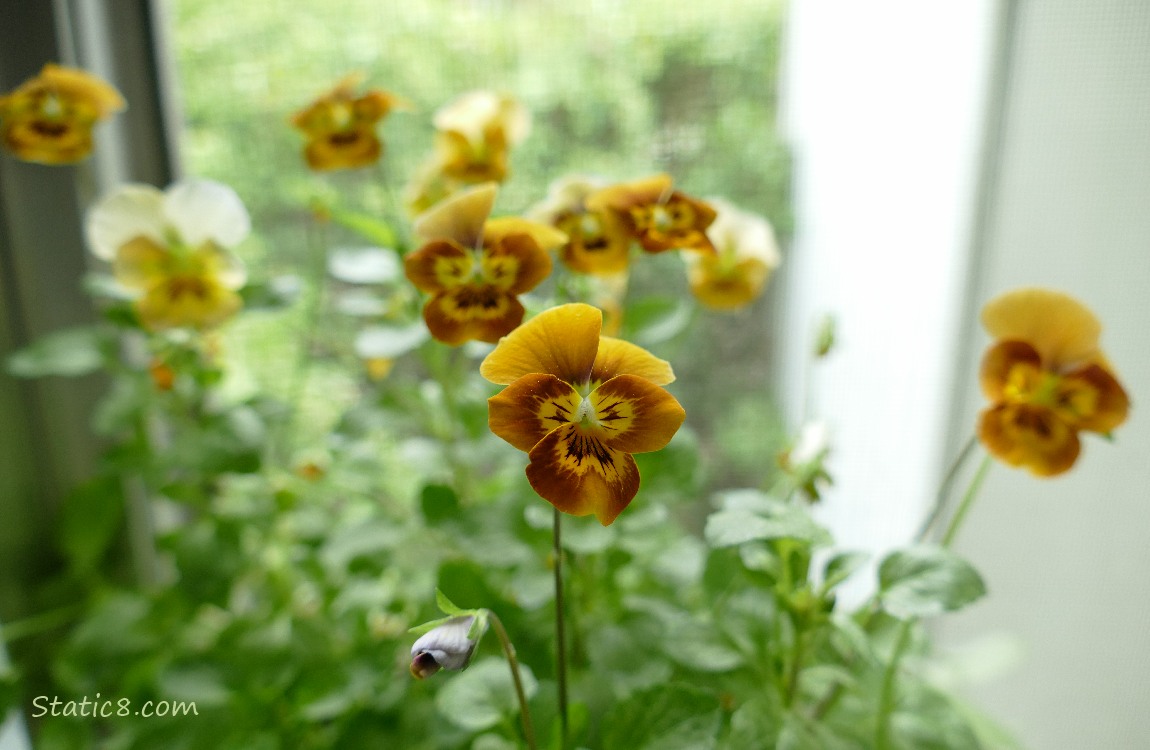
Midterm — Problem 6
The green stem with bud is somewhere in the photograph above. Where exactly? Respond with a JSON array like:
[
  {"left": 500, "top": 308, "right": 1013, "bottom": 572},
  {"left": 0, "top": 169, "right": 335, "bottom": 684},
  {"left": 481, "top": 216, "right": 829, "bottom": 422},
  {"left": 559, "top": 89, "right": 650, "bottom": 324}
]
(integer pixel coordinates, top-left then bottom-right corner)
[{"left": 487, "top": 611, "right": 538, "bottom": 750}]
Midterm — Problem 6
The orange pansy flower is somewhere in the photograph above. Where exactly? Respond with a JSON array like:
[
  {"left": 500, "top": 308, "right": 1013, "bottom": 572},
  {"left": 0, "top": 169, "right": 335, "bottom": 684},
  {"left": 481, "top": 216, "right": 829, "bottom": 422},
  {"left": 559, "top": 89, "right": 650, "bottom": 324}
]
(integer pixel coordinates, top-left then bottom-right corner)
[
  {"left": 586, "top": 174, "right": 717, "bottom": 255},
  {"left": 529, "top": 175, "right": 633, "bottom": 275},
  {"left": 0, "top": 63, "right": 124, "bottom": 165},
  {"left": 291, "top": 74, "right": 404, "bottom": 171},
  {"left": 977, "top": 288, "right": 1129, "bottom": 476},
  {"left": 685, "top": 198, "right": 781, "bottom": 310},
  {"left": 432, "top": 91, "right": 530, "bottom": 184},
  {"left": 481, "top": 303, "right": 686, "bottom": 525},
  {"left": 404, "top": 183, "right": 565, "bottom": 345}
]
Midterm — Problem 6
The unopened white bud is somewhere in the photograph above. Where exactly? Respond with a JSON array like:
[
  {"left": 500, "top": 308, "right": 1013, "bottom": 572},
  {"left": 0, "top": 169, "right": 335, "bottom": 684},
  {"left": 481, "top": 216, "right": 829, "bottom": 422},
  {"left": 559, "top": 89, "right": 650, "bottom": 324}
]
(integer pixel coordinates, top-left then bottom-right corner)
[{"left": 409, "top": 616, "right": 477, "bottom": 679}]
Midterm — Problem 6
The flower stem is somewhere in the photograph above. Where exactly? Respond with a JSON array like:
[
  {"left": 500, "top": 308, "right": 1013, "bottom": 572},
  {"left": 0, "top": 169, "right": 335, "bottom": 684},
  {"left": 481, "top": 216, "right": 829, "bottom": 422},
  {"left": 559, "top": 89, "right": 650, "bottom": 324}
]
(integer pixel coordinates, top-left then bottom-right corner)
[
  {"left": 273, "top": 216, "right": 329, "bottom": 467},
  {"left": 940, "top": 454, "right": 993, "bottom": 549},
  {"left": 875, "top": 618, "right": 914, "bottom": 750},
  {"left": 914, "top": 434, "right": 978, "bottom": 542},
  {"left": 875, "top": 452, "right": 993, "bottom": 748},
  {"left": 553, "top": 507, "right": 570, "bottom": 749},
  {"left": 486, "top": 611, "right": 539, "bottom": 750}
]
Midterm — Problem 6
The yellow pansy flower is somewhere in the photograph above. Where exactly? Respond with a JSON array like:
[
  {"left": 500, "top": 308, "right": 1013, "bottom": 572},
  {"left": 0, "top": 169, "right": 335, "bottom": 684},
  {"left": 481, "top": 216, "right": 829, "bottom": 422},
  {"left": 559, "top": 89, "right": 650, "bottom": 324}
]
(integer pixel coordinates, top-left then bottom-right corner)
[
  {"left": 586, "top": 174, "right": 717, "bottom": 255},
  {"left": 0, "top": 63, "right": 124, "bottom": 164},
  {"left": 684, "top": 198, "right": 781, "bottom": 310},
  {"left": 404, "top": 183, "right": 565, "bottom": 345},
  {"left": 528, "top": 175, "right": 633, "bottom": 275},
  {"left": 291, "top": 74, "right": 404, "bottom": 171},
  {"left": 481, "top": 303, "right": 686, "bottom": 526},
  {"left": 432, "top": 91, "right": 530, "bottom": 184},
  {"left": 977, "top": 288, "right": 1129, "bottom": 476},
  {"left": 86, "top": 179, "right": 250, "bottom": 331}
]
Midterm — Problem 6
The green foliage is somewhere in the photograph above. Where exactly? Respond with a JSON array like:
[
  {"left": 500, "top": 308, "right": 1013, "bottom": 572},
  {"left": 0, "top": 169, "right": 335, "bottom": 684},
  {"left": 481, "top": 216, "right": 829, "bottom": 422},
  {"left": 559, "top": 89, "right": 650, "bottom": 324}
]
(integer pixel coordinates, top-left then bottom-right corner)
[
  {"left": 2, "top": 2, "right": 1023, "bottom": 749},
  {"left": 878, "top": 546, "right": 988, "bottom": 620}
]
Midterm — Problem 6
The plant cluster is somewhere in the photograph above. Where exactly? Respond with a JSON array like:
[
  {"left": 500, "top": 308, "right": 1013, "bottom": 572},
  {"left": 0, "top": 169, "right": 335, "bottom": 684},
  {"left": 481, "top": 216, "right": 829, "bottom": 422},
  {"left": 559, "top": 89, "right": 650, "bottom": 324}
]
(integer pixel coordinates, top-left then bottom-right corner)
[{"left": 0, "top": 32, "right": 1130, "bottom": 750}]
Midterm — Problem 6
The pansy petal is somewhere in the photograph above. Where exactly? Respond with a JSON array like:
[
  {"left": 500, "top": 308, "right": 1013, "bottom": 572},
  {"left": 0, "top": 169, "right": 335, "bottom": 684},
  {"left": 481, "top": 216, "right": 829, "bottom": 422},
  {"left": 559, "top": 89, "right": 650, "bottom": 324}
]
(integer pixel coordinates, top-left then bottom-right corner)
[
  {"left": 482, "top": 233, "right": 553, "bottom": 294},
  {"left": 981, "top": 288, "right": 1102, "bottom": 369},
  {"left": 1060, "top": 363, "right": 1130, "bottom": 434},
  {"left": 136, "top": 276, "right": 242, "bottom": 331},
  {"left": 526, "top": 424, "right": 639, "bottom": 526},
  {"left": 480, "top": 303, "right": 601, "bottom": 385},
  {"left": 587, "top": 174, "right": 675, "bottom": 213},
  {"left": 86, "top": 184, "right": 166, "bottom": 260},
  {"left": 193, "top": 245, "right": 248, "bottom": 290},
  {"left": 552, "top": 208, "right": 634, "bottom": 276},
  {"left": 423, "top": 287, "right": 523, "bottom": 345},
  {"left": 978, "top": 404, "right": 1081, "bottom": 477},
  {"left": 405, "top": 240, "right": 473, "bottom": 293},
  {"left": 113, "top": 236, "right": 171, "bottom": 289},
  {"left": 591, "top": 337, "right": 675, "bottom": 385},
  {"left": 979, "top": 340, "right": 1042, "bottom": 401},
  {"left": 489, "top": 374, "right": 582, "bottom": 451},
  {"left": 304, "top": 130, "right": 381, "bottom": 171},
  {"left": 414, "top": 182, "right": 497, "bottom": 248},
  {"left": 686, "top": 255, "right": 773, "bottom": 310},
  {"left": 40, "top": 63, "right": 126, "bottom": 116},
  {"left": 589, "top": 375, "right": 685, "bottom": 453},
  {"left": 163, "top": 179, "right": 251, "bottom": 250},
  {"left": 484, "top": 217, "right": 568, "bottom": 254}
]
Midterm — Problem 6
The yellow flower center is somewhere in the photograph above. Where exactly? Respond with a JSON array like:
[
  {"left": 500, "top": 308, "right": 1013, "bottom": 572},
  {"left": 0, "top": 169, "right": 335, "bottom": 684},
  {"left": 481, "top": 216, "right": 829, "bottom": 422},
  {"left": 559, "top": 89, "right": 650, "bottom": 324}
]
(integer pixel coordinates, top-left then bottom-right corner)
[{"left": 1002, "top": 363, "right": 1099, "bottom": 423}]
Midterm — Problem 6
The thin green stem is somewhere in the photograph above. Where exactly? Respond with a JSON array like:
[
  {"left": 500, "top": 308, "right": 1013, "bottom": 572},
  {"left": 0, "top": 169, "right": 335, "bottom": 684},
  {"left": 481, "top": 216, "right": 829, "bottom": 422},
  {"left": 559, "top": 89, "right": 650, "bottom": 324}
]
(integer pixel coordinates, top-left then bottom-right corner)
[
  {"left": 553, "top": 508, "right": 570, "bottom": 749},
  {"left": 875, "top": 453, "right": 993, "bottom": 747},
  {"left": 783, "top": 626, "right": 808, "bottom": 708},
  {"left": 941, "top": 454, "right": 993, "bottom": 549},
  {"left": 875, "top": 619, "right": 914, "bottom": 750},
  {"left": 915, "top": 434, "right": 978, "bottom": 542},
  {"left": 486, "top": 611, "right": 539, "bottom": 750},
  {"left": 273, "top": 217, "right": 329, "bottom": 467},
  {"left": 0, "top": 604, "right": 83, "bottom": 644}
]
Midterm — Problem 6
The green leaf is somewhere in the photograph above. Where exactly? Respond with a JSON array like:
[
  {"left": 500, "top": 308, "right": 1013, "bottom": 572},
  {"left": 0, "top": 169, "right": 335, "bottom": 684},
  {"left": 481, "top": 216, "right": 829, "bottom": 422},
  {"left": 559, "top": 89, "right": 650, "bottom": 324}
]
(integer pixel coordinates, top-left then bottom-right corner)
[
  {"left": 420, "top": 484, "right": 460, "bottom": 525},
  {"left": 435, "top": 657, "right": 537, "bottom": 732},
  {"left": 622, "top": 296, "right": 694, "bottom": 346},
  {"left": 878, "top": 546, "right": 987, "bottom": 619},
  {"left": 6, "top": 326, "right": 105, "bottom": 378},
  {"left": 354, "top": 323, "right": 429, "bottom": 359},
  {"left": 58, "top": 475, "right": 124, "bottom": 571},
  {"left": 704, "top": 506, "right": 831, "bottom": 549},
  {"left": 823, "top": 551, "right": 868, "bottom": 591},
  {"left": 328, "top": 246, "right": 401, "bottom": 284},
  {"left": 328, "top": 208, "right": 398, "bottom": 249},
  {"left": 602, "top": 684, "right": 722, "bottom": 750},
  {"left": 240, "top": 275, "right": 302, "bottom": 310},
  {"left": 436, "top": 588, "right": 467, "bottom": 617}
]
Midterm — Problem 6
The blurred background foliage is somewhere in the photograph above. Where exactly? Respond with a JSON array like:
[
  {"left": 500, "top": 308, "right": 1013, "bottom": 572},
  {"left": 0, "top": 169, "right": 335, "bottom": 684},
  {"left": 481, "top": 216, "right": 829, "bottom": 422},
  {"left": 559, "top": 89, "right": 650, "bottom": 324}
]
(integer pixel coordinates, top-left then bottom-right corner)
[
  {"left": 7, "top": 1, "right": 823, "bottom": 748},
  {"left": 171, "top": 0, "right": 793, "bottom": 491}
]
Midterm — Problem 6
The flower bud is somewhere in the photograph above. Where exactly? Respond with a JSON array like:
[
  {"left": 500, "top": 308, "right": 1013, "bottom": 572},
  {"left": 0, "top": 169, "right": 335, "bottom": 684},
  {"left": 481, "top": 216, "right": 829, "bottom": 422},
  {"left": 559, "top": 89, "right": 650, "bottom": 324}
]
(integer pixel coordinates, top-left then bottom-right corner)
[{"left": 409, "top": 616, "right": 477, "bottom": 679}]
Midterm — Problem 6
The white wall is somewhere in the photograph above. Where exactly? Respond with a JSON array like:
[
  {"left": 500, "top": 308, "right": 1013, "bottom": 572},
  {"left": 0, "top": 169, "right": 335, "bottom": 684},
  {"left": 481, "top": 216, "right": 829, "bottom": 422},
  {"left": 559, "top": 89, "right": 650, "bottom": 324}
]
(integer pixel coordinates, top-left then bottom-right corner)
[
  {"left": 785, "top": 1, "right": 1150, "bottom": 746},
  {"left": 936, "top": 2, "right": 1150, "bottom": 748},
  {"left": 780, "top": 0, "right": 995, "bottom": 561}
]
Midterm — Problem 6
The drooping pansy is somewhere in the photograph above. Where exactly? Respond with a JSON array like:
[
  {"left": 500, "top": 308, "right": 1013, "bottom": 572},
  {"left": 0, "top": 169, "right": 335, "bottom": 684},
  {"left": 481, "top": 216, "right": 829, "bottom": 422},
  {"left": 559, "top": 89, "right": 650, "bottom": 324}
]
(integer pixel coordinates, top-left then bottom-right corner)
[
  {"left": 86, "top": 179, "right": 250, "bottom": 331},
  {"left": 684, "top": 198, "right": 781, "bottom": 310},
  {"left": 403, "top": 183, "right": 565, "bottom": 345},
  {"left": 0, "top": 63, "right": 124, "bottom": 164},
  {"left": 977, "top": 288, "right": 1129, "bottom": 476},
  {"left": 481, "top": 303, "right": 686, "bottom": 525},
  {"left": 291, "top": 74, "right": 405, "bottom": 171}
]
